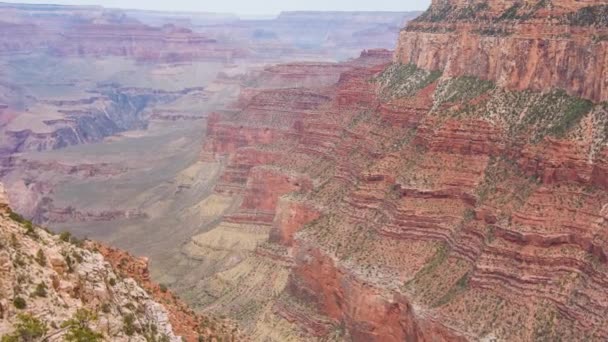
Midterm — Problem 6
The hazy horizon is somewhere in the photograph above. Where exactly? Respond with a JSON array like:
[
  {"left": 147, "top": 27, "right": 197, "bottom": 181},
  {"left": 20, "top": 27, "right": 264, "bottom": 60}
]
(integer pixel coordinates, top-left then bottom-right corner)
[{"left": 1, "top": 0, "right": 430, "bottom": 16}]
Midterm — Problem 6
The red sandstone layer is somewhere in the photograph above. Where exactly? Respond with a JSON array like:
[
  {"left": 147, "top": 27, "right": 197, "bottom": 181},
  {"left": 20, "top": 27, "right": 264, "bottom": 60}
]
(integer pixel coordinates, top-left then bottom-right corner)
[{"left": 196, "top": 7, "right": 608, "bottom": 336}]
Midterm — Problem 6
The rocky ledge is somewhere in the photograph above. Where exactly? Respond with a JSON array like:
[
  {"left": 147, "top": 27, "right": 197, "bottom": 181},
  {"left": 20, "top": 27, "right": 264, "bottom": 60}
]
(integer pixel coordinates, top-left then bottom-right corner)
[{"left": 0, "top": 184, "right": 238, "bottom": 341}]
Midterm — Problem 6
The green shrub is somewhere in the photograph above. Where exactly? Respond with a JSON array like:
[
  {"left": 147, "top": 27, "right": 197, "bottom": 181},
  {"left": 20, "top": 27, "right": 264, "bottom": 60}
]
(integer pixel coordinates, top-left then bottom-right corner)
[
  {"left": 34, "top": 282, "right": 48, "bottom": 297},
  {"left": 60, "top": 231, "right": 72, "bottom": 242},
  {"left": 13, "top": 254, "right": 26, "bottom": 268},
  {"left": 547, "top": 97, "right": 593, "bottom": 137},
  {"left": 101, "top": 303, "right": 111, "bottom": 314},
  {"left": 108, "top": 278, "right": 117, "bottom": 287},
  {"left": 1, "top": 313, "right": 47, "bottom": 341},
  {"left": 10, "top": 233, "right": 19, "bottom": 248},
  {"left": 159, "top": 284, "right": 168, "bottom": 293},
  {"left": 62, "top": 309, "right": 103, "bottom": 342},
  {"left": 9, "top": 210, "right": 29, "bottom": 225},
  {"left": 434, "top": 272, "right": 470, "bottom": 307},
  {"left": 13, "top": 296, "right": 27, "bottom": 309},
  {"left": 35, "top": 249, "right": 46, "bottom": 266},
  {"left": 463, "top": 208, "right": 476, "bottom": 221},
  {"left": 123, "top": 313, "right": 137, "bottom": 336},
  {"left": 9, "top": 210, "right": 37, "bottom": 237},
  {"left": 521, "top": 90, "right": 594, "bottom": 140}
]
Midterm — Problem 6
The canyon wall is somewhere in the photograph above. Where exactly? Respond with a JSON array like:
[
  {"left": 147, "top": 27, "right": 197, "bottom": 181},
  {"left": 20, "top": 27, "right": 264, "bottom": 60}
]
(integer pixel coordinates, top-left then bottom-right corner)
[
  {"left": 396, "top": 0, "right": 608, "bottom": 102},
  {"left": 189, "top": 1, "right": 608, "bottom": 340}
]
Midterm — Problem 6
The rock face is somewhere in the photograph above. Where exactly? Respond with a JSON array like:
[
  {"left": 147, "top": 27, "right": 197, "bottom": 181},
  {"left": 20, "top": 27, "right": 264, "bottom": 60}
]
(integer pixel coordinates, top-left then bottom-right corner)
[
  {"left": 396, "top": 0, "right": 608, "bottom": 102},
  {"left": 0, "top": 185, "right": 237, "bottom": 342},
  {"left": 188, "top": 2, "right": 608, "bottom": 340},
  {"left": 92, "top": 243, "right": 240, "bottom": 342}
]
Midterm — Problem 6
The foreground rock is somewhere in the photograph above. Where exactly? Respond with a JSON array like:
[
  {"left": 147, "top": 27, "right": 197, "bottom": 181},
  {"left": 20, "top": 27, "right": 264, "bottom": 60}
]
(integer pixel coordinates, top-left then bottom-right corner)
[{"left": 0, "top": 185, "right": 238, "bottom": 341}]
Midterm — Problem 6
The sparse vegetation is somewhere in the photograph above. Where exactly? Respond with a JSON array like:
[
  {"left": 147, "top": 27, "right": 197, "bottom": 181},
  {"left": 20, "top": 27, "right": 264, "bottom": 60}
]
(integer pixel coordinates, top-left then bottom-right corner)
[
  {"left": 474, "top": 27, "right": 512, "bottom": 36},
  {"left": 415, "top": 1, "right": 490, "bottom": 22},
  {"left": 497, "top": 0, "right": 548, "bottom": 21},
  {"left": 13, "top": 296, "right": 27, "bottom": 310},
  {"left": 101, "top": 303, "right": 111, "bottom": 314},
  {"left": 1, "top": 313, "right": 47, "bottom": 342},
  {"left": 62, "top": 309, "right": 103, "bottom": 342},
  {"left": 520, "top": 90, "right": 593, "bottom": 140},
  {"left": 374, "top": 63, "right": 442, "bottom": 99},
  {"left": 563, "top": 5, "right": 608, "bottom": 27},
  {"left": 123, "top": 313, "right": 138, "bottom": 336},
  {"left": 434, "top": 272, "right": 470, "bottom": 307},
  {"left": 34, "top": 282, "right": 48, "bottom": 297},
  {"left": 35, "top": 249, "right": 46, "bottom": 266},
  {"left": 13, "top": 253, "right": 26, "bottom": 268},
  {"left": 407, "top": 244, "right": 449, "bottom": 284},
  {"left": 463, "top": 208, "right": 476, "bottom": 222},
  {"left": 414, "top": 3, "right": 454, "bottom": 22},
  {"left": 546, "top": 96, "right": 594, "bottom": 137},
  {"left": 60, "top": 231, "right": 72, "bottom": 242},
  {"left": 8, "top": 210, "right": 37, "bottom": 237},
  {"left": 434, "top": 76, "right": 495, "bottom": 107},
  {"left": 498, "top": 3, "right": 522, "bottom": 20}
]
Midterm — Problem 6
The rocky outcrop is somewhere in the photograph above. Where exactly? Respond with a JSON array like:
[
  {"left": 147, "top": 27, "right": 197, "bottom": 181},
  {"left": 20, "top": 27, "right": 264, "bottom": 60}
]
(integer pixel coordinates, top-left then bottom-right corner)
[
  {"left": 396, "top": 0, "right": 608, "bottom": 102},
  {"left": 92, "top": 243, "right": 240, "bottom": 342},
  {"left": 0, "top": 206, "right": 179, "bottom": 341},
  {"left": 0, "top": 186, "right": 237, "bottom": 341}
]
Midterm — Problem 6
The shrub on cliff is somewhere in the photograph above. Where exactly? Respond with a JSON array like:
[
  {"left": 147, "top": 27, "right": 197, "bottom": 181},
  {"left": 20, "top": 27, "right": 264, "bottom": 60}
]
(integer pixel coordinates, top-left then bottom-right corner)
[
  {"left": 60, "top": 231, "right": 72, "bottom": 242},
  {"left": 123, "top": 313, "right": 138, "bottom": 336},
  {"left": 12, "top": 297, "right": 26, "bottom": 310},
  {"left": 36, "top": 249, "right": 46, "bottom": 266},
  {"left": 8, "top": 210, "right": 37, "bottom": 237},
  {"left": 62, "top": 309, "right": 103, "bottom": 342},
  {"left": 1, "top": 313, "right": 47, "bottom": 342},
  {"left": 375, "top": 63, "right": 442, "bottom": 99},
  {"left": 564, "top": 5, "right": 608, "bottom": 27},
  {"left": 34, "top": 282, "right": 48, "bottom": 297}
]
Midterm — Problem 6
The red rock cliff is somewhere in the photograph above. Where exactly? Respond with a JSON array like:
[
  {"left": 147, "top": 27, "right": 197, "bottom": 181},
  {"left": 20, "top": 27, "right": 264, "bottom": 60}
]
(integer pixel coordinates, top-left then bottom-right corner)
[{"left": 396, "top": 0, "right": 608, "bottom": 102}]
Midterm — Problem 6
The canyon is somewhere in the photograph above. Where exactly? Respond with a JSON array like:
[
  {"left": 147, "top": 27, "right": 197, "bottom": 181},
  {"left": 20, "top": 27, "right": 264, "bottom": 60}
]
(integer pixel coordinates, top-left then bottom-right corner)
[
  {"left": 2, "top": 0, "right": 608, "bottom": 341},
  {"left": 172, "top": 0, "right": 608, "bottom": 340}
]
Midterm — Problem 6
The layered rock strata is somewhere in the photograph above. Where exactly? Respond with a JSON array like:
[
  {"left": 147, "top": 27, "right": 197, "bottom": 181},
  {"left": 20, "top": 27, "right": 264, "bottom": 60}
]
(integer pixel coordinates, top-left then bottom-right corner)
[{"left": 190, "top": 2, "right": 608, "bottom": 339}]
